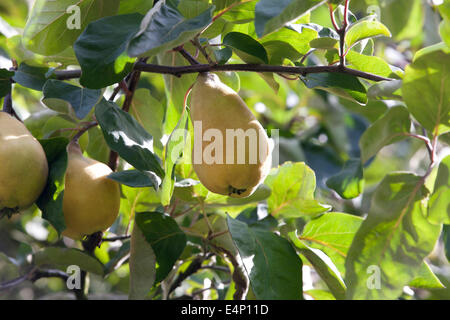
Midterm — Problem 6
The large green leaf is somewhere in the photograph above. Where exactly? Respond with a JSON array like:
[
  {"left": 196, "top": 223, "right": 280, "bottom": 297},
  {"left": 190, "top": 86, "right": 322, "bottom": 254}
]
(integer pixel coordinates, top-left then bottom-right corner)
[
  {"left": 42, "top": 79, "right": 102, "bottom": 119},
  {"left": 23, "top": 0, "right": 119, "bottom": 55},
  {"left": 345, "top": 173, "right": 442, "bottom": 300},
  {"left": 219, "top": 1, "right": 255, "bottom": 24},
  {"left": 408, "top": 261, "right": 444, "bottom": 289},
  {"left": 36, "top": 137, "right": 69, "bottom": 235},
  {"left": 345, "top": 19, "right": 391, "bottom": 49},
  {"left": 359, "top": 106, "right": 411, "bottom": 164},
  {"left": 302, "top": 72, "right": 368, "bottom": 105},
  {"left": 223, "top": 32, "right": 268, "bottom": 64},
  {"left": 299, "top": 212, "right": 363, "bottom": 277},
  {"left": 264, "top": 162, "right": 331, "bottom": 218},
  {"left": 427, "top": 155, "right": 450, "bottom": 225},
  {"left": 380, "top": 0, "right": 423, "bottom": 40},
  {"left": 289, "top": 230, "right": 346, "bottom": 300},
  {"left": 119, "top": 0, "right": 154, "bottom": 14},
  {"left": 12, "top": 63, "right": 51, "bottom": 91},
  {"left": 33, "top": 247, "right": 104, "bottom": 275},
  {"left": 160, "top": 107, "right": 189, "bottom": 206},
  {"left": 108, "top": 170, "right": 161, "bottom": 190},
  {"left": 135, "top": 211, "right": 187, "bottom": 283},
  {"left": 74, "top": 13, "right": 143, "bottom": 89},
  {"left": 128, "top": 2, "right": 214, "bottom": 57},
  {"left": 326, "top": 158, "right": 364, "bottom": 199},
  {"left": 403, "top": 44, "right": 450, "bottom": 136},
  {"left": 130, "top": 89, "right": 164, "bottom": 157},
  {"left": 254, "top": 0, "right": 325, "bottom": 37},
  {"left": 346, "top": 50, "right": 399, "bottom": 79},
  {"left": 129, "top": 219, "right": 156, "bottom": 300},
  {"left": 95, "top": 99, "right": 164, "bottom": 177},
  {"left": 227, "top": 215, "right": 303, "bottom": 300}
]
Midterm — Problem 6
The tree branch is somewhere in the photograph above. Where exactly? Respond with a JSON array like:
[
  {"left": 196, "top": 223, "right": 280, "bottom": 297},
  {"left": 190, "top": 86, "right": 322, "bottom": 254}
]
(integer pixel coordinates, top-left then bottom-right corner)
[
  {"left": 54, "top": 63, "right": 393, "bottom": 83},
  {"left": 0, "top": 268, "right": 68, "bottom": 292}
]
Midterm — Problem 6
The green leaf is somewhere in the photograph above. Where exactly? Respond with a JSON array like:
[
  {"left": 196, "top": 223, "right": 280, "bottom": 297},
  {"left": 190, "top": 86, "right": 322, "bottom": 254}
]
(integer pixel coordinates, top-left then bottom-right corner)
[
  {"left": 368, "top": 80, "right": 403, "bottom": 101},
  {"left": 359, "top": 106, "right": 411, "bottom": 164},
  {"left": 263, "top": 40, "right": 303, "bottom": 65},
  {"left": 5, "top": 35, "right": 78, "bottom": 68},
  {"left": 0, "top": 253, "right": 20, "bottom": 283},
  {"left": 223, "top": 32, "right": 269, "bottom": 64},
  {"left": 299, "top": 212, "right": 363, "bottom": 277},
  {"left": 129, "top": 219, "right": 156, "bottom": 299},
  {"left": 160, "top": 108, "right": 189, "bottom": 206},
  {"left": 427, "top": 155, "right": 450, "bottom": 225},
  {"left": 23, "top": 0, "right": 119, "bottom": 55},
  {"left": 135, "top": 211, "right": 187, "bottom": 283},
  {"left": 204, "top": 184, "right": 272, "bottom": 207},
  {"left": 403, "top": 44, "right": 450, "bottom": 135},
  {"left": 380, "top": 0, "right": 423, "bottom": 40},
  {"left": 440, "top": 19, "right": 450, "bottom": 48},
  {"left": 289, "top": 230, "right": 346, "bottom": 300},
  {"left": 264, "top": 162, "right": 331, "bottom": 218},
  {"left": 345, "top": 20, "right": 391, "bottom": 49},
  {"left": 33, "top": 247, "right": 104, "bottom": 275},
  {"left": 42, "top": 80, "right": 102, "bottom": 119},
  {"left": 104, "top": 240, "right": 130, "bottom": 275},
  {"left": 219, "top": 1, "right": 255, "bottom": 24},
  {"left": 444, "top": 224, "right": 450, "bottom": 262},
  {"left": 86, "top": 126, "right": 110, "bottom": 164},
  {"left": 108, "top": 170, "right": 161, "bottom": 190},
  {"left": 74, "top": 13, "right": 143, "bottom": 89},
  {"left": 0, "top": 69, "right": 14, "bottom": 98},
  {"left": 304, "top": 289, "right": 336, "bottom": 300},
  {"left": 128, "top": 3, "right": 214, "bottom": 57},
  {"left": 118, "top": 0, "right": 154, "bottom": 15},
  {"left": 326, "top": 158, "right": 364, "bottom": 199},
  {"left": 254, "top": 0, "right": 325, "bottom": 37},
  {"left": 36, "top": 137, "right": 69, "bottom": 235},
  {"left": 130, "top": 89, "right": 165, "bottom": 157},
  {"left": 227, "top": 215, "right": 303, "bottom": 300},
  {"left": 408, "top": 261, "right": 444, "bottom": 289},
  {"left": 12, "top": 63, "right": 50, "bottom": 91},
  {"left": 213, "top": 0, "right": 240, "bottom": 11},
  {"left": 346, "top": 50, "right": 399, "bottom": 79},
  {"left": 213, "top": 47, "right": 233, "bottom": 65},
  {"left": 95, "top": 99, "right": 164, "bottom": 177},
  {"left": 345, "top": 173, "right": 442, "bottom": 300},
  {"left": 177, "top": 0, "right": 211, "bottom": 19},
  {"left": 263, "top": 24, "right": 319, "bottom": 57},
  {"left": 302, "top": 72, "right": 368, "bottom": 105}
]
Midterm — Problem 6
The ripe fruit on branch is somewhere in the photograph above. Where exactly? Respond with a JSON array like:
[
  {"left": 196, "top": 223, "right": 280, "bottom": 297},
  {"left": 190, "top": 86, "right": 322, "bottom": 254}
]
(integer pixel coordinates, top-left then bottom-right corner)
[
  {"left": 189, "top": 72, "right": 271, "bottom": 198},
  {"left": 62, "top": 141, "right": 120, "bottom": 240},
  {"left": 0, "top": 112, "right": 48, "bottom": 217}
]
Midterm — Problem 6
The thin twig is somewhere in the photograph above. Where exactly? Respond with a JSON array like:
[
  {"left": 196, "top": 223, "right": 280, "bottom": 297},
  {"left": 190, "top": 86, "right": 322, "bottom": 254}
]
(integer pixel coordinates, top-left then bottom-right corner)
[
  {"left": 71, "top": 121, "right": 98, "bottom": 143},
  {"left": 175, "top": 46, "right": 200, "bottom": 65}
]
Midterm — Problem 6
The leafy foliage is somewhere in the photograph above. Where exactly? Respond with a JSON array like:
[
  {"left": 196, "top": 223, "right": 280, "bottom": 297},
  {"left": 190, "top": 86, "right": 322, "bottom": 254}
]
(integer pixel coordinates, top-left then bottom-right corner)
[{"left": 0, "top": 0, "right": 449, "bottom": 301}]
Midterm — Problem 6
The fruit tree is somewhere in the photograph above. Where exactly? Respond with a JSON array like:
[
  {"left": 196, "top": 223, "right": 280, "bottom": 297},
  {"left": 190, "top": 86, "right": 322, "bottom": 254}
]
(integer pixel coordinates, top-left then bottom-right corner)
[{"left": 0, "top": 0, "right": 449, "bottom": 301}]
